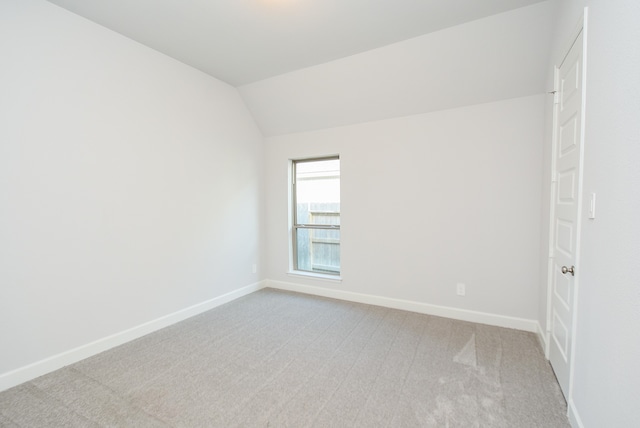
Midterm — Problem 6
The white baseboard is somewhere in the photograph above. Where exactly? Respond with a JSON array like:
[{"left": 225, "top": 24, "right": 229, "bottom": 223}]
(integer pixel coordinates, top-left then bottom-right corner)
[
  {"left": 0, "top": 281, "right": 266, "bottom": 393},
  {"left": 568, "top": 399, "right": 584, "bottom": 428},
  {"left": 267, "top": 279, "right": 538, "bottom": 333}
]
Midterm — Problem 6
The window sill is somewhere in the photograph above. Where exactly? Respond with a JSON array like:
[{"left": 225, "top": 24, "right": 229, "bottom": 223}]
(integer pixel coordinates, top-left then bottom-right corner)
[{"left": 287, "top": 271, "right": 342, "bottom": 282}]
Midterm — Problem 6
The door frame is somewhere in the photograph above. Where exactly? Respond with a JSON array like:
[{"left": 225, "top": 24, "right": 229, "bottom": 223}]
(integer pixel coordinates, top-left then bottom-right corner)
[{"left": 544, "top": 8, "right": 588, "bottom": 403}]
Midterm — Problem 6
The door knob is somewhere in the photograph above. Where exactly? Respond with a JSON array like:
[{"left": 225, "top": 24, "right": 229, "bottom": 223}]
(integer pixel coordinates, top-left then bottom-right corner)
[{"left": 561, "top": 265, "right": 575, "bottom": 276}]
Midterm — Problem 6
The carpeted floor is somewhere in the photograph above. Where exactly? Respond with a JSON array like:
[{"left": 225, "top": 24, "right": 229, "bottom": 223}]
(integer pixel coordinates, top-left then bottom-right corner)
[{"left": 0, "top": 288, "right": 570, "bottom": 427}]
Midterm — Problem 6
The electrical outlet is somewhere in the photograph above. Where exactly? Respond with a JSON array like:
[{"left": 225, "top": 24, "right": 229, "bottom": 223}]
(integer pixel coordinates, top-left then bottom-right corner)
[
  {"left": 456, "top": 283, "right": 466, "bottom": 296},
  {"left": 252, "top": 264, "right": 257, "bottom": 274}
]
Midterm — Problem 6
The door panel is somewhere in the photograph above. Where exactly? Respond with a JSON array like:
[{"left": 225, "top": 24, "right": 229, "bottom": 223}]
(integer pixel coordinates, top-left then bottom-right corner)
[
  {"left": 561, "top": 61, "right": 579, "bottom": 104},
  {"left": 559, "top": 114, "right": 578, "bottom": 154},
  {"left": 555, "top": 219, "right": 573, "bottom": 255},
  {"left": 554, "top": 265, "right": 571, "bottom": 309},
  {"left": 552, "top": 310, "right": 569, "bottom": 359},
  {"left": 557, "top": 172, "right": 576, "bottom": 203}
]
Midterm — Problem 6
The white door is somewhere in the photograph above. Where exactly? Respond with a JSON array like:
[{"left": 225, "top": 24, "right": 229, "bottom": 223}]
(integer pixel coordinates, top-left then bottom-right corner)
[{"left": 548, "top": 29, "right": 585, "bottom": 398}]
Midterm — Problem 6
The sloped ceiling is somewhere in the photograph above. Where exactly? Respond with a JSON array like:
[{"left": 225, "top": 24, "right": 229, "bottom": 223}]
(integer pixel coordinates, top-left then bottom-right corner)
[
  {"left": 46, "top": 0, "right": 547, "bottom": 86},
  {"left": 46, "top": 0, "right": 556, "bottom": 136},
  {"left": 240, "top": 1, "right": 556, "bottom": 136}
]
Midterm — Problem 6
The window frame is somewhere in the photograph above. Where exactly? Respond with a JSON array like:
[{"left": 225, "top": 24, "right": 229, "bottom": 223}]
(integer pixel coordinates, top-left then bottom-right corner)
[{"left": 291, "top": 156, "right": 341, "bottom": 277}]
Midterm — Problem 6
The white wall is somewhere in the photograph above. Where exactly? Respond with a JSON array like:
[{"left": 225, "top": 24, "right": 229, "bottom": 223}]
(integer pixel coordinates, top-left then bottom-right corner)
[
  {"left": 0, "top": 0, "right": 263, "bottom": 387},
  {"left": 265, "top": 95, "right": 545, "bottom": 323},
  {"left": 541, "top": 0, "right": 640, "bottom": 426},
  {"left": 239, "top": 1, "right": 555, "bottom": 137}
]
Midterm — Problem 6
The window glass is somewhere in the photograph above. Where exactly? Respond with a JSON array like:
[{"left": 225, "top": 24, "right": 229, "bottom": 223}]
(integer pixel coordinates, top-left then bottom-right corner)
[{"left": 293, "top": 157, "right": 340, "bottom": 275}]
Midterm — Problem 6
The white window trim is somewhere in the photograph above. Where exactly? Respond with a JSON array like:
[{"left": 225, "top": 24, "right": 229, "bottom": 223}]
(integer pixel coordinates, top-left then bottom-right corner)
[
  {"left": 289, "top": 156, "right": 341, "bottom": 278},
  {"left": 287, "top": 270, "right": 343, "bottom": 282}
]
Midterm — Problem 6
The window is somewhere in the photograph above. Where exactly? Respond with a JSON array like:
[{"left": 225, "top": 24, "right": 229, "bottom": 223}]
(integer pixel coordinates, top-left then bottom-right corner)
[{"left": 292, "top": 157, "right": 340, "bottom": 276}]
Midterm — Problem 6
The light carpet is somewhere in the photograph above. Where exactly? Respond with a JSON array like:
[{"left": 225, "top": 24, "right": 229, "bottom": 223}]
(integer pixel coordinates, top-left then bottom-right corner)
[{"left": 0, "top": 288, "right": 570, "bottom": 427}]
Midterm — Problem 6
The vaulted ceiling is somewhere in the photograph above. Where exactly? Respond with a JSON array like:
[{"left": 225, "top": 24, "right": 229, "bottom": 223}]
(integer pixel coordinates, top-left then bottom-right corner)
[
  {"left": 46, "top": 0, "right": 556, "bottom": 136},
  {"left": 46, "top": 0, "right": 548, "bottom": 86}
]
